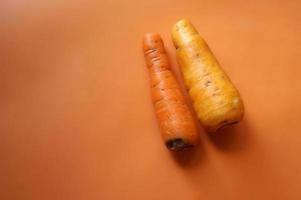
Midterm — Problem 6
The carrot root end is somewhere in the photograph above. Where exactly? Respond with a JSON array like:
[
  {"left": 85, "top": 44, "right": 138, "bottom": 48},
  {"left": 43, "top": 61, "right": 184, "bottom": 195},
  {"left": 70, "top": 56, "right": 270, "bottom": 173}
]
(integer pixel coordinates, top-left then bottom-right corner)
[{"left": 165, "top": 138, "right": 192, "bottom": 151}]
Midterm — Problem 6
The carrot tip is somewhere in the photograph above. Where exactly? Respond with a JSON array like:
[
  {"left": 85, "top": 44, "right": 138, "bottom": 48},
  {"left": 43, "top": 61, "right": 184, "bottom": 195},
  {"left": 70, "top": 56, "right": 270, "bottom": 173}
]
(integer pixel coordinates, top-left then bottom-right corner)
[
  {"left": 165, "top": 138, "right": 192, "bottom": 151},
  {"left": 142, "top": 33, "right": 165, "bottom": 54}
]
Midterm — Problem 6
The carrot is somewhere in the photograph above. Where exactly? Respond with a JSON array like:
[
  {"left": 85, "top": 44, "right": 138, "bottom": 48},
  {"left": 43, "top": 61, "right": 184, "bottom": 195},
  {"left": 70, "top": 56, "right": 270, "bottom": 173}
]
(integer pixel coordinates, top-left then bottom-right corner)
[
  {"left": 171, "top": 19, "right": 244, "bottom": 133},
  {"left": 143, "top": 33, "right": 199, "bottom": 151}
]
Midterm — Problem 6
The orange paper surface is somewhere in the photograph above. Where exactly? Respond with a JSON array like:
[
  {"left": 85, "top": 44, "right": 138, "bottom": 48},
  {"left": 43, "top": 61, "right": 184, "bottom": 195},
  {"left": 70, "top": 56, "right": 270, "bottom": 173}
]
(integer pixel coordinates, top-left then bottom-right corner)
[{"left": 0, "top": 0, "right": 300, "bottom": 199}]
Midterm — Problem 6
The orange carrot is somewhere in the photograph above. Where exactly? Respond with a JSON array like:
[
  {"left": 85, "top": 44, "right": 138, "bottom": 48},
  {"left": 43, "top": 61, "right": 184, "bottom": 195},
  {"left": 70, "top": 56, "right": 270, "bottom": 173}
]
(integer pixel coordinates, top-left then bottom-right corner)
[{"left": 143, "top": 33, "right": 199, "bottom": 151}]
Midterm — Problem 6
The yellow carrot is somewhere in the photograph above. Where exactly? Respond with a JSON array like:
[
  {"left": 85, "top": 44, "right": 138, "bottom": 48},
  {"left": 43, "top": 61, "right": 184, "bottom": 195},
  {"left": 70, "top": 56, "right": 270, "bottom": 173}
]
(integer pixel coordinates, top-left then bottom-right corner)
[{"left": 172, "top": 19, "right": 244, "bottom": 132}]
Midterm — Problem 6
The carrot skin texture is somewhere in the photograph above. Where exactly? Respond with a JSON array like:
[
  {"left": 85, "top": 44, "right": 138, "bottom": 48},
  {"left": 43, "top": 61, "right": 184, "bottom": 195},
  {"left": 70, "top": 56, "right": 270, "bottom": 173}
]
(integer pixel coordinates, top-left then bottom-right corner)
[
  {"left": 172, "top": 19, "right": 244, "bottom": 133},
  {"left": 143, "top": 33, "right": 199, "bottom": 151}
]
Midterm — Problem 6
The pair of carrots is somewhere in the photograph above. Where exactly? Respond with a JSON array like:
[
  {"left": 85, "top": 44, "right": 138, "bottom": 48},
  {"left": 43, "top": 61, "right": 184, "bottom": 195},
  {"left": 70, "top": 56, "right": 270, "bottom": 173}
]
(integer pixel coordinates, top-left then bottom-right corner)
[{"left": 143, "top": 19, "right": 244, "bottom": 151}]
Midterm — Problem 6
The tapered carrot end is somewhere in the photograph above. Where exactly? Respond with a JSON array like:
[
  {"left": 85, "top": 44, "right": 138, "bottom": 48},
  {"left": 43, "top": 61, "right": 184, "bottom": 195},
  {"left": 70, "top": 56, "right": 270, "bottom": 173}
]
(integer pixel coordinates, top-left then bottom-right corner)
[
  {"left": 142, "top": 33, "right": 165, "bottom": 53},
  {"left": 165, "top": 138, "right": 193, "bottom": 151},
  {"left": 171, "top": 19, "right": 199, "bottom": 49}
]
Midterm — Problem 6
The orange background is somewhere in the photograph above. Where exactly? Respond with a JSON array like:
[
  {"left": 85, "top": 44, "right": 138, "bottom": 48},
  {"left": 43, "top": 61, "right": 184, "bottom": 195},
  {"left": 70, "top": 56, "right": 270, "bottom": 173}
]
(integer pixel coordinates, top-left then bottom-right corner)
[{"left": 0, "top": 0, "right": 300, "bottom": 199}]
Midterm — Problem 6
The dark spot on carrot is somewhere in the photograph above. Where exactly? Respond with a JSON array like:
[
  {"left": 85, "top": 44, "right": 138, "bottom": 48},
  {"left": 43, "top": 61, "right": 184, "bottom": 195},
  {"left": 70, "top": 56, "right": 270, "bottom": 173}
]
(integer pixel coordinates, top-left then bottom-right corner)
[
  {"left": 165, "top": 138, "right": 192, "bottom": 151},
  {"left": 205, "top": 80, "right": 211, "bottom": 87}
]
